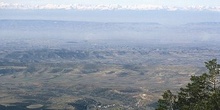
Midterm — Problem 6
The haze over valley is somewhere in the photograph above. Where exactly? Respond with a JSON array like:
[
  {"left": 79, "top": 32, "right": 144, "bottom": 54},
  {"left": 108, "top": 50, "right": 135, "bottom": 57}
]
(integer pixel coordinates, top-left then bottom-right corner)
[{"left": 1, "top": 1, "right": 220, "bottom": 109}]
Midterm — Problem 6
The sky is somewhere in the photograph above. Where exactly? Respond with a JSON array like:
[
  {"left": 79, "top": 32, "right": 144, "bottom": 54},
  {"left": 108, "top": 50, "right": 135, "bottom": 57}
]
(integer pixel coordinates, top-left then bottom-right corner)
[{"left": 1, "top": 0, "right": 220, "bottom": 7}]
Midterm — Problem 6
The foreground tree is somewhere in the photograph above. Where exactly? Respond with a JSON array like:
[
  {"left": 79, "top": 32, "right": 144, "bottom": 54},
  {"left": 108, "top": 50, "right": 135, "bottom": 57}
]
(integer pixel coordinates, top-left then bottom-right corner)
[
  {"left": 156, "top": 59, "right": 220, "bottom": 110},
  {"left": 156, "top": 90, "right": 176, "bottom": 110}
]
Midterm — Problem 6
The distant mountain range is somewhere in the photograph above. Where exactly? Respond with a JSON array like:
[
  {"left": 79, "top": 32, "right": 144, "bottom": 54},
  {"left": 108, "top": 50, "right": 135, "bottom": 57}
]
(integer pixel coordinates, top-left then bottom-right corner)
[
  {"left": 0, "top": 19, "right": 220, "bottom": 44},
  {"left": 1, "top": 2, "right": 220, "bottom": 11}
]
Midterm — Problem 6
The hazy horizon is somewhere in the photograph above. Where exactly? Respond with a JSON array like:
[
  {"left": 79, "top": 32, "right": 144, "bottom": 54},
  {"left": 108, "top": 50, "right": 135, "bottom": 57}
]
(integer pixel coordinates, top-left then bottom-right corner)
[{"left": 1, "top": 9, "right": 220, "bottom": 25}]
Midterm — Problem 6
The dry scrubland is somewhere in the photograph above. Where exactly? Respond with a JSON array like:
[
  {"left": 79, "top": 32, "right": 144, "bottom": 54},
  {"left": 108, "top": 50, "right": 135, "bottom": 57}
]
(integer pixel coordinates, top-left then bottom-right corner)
[{"left": 0, "top": 45, "right": 219, "bottom": 110}]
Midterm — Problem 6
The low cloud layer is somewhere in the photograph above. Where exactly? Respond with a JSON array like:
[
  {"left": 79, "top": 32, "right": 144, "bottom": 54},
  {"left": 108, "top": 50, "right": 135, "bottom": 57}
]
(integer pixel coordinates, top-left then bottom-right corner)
[{"left": 0, "top": 2, "right": 220, "bottom": 11}]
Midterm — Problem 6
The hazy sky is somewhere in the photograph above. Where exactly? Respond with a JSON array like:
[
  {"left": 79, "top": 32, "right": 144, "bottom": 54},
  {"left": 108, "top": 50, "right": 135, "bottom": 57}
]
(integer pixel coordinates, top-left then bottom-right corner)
[{"left": 1, "top": 0, "right": 220, "bottom": 7}]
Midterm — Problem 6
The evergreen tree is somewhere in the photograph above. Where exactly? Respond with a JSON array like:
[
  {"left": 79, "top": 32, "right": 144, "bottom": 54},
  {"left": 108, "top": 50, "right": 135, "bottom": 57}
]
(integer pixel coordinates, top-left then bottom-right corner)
[
  {"left": 156, "top": 90, "right": 176, "bottom": 110},
  {"left": 177, "top": 73, "right": 209, "bottom": 109},
  {"left": 156, "top": 59, "right": 220, "bottom": 110}
]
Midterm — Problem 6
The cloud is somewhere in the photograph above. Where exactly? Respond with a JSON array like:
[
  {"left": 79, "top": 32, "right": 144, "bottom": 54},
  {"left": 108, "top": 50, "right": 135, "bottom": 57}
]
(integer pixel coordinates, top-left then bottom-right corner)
[{"left": 0, "top": 2, "right": 220, "bottom": 11}]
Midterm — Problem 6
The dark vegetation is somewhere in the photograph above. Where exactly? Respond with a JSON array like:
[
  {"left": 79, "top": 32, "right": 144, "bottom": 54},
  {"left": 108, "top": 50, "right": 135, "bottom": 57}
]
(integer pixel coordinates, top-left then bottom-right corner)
[
  {"left": 119, "top": 87, "right": 142, "bottom": 93},
  {"left": 157, "top": 59, "right": 220, "bottom": 110},
  {"left": 68, "top": 98, "right": 101, "bottom": 110},
  {"left": 0, "top": 68, "right": 24, "bottom": 74},
  {"left": 117, "top": 72, "right": 130, "bottom": 77},
  {"left": 81, "top": 63, "right": 100, "bottom": 74}
]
